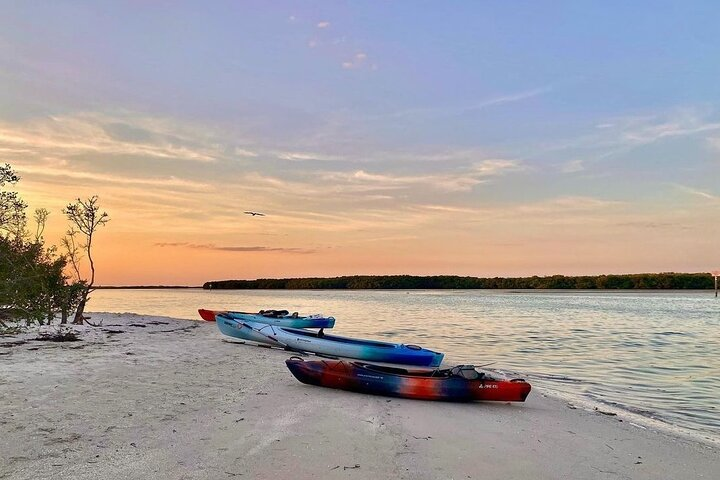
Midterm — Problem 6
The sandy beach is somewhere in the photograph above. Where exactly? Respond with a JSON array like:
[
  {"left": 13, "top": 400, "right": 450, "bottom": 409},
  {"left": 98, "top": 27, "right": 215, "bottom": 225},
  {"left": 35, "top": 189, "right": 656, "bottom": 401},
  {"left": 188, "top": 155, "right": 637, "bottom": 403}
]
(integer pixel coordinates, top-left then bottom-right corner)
[{"left": 1, "top": 313, "right": 717, "bottom": 480}]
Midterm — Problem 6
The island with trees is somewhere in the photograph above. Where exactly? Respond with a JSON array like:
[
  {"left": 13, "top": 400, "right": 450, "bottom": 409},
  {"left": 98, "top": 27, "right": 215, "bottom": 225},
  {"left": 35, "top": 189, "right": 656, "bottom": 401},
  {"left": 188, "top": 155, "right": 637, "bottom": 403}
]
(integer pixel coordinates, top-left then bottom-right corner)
[{"left": 203, "top": 273, "right": 714, "bottom": 290}]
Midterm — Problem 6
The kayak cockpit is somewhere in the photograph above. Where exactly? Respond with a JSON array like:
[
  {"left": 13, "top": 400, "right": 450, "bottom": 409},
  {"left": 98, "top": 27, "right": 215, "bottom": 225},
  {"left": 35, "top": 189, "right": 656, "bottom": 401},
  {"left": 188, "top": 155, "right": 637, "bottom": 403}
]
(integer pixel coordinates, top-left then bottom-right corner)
[{"left": 358, "top": 363, "right": 491, "bottom": 380}]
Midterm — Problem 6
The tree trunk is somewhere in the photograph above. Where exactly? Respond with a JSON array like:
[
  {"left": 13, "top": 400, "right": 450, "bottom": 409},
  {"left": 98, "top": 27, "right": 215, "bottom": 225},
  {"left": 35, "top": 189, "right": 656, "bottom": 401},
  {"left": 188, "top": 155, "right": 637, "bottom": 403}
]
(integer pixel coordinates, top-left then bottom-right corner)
[
  {"left": 61, "top": 307, "right": 68, "bottom": 324},
  {"left": 73, "top": 297, "right": 87, "bottom": 324}
]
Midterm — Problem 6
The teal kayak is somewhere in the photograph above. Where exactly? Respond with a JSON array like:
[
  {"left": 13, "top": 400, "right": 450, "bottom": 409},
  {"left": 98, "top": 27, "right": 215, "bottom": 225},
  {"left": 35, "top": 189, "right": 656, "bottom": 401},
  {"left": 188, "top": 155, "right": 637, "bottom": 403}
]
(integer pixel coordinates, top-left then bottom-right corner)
[
  {"left": 215, "top": 313, "right": 444, "bottom": 367},
  {"left": 199, "top": 309, "right": 335, "bottom": 329}
]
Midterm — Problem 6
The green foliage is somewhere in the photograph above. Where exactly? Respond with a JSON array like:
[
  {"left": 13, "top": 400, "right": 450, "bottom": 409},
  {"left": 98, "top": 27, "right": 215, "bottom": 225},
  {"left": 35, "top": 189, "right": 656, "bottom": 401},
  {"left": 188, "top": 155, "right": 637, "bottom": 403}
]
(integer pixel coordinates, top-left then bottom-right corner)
[
  {"left": 0, "top": 163, "right": 27, "bottom": 239},
  {"left": 0, "top": 237, "right": 72, "bottom": 325},
  {"left": 203, "top": 273, "right": 715, "bottom": 290},
  {"left": 0, "top": 164, "right": 85, "bottom": 326}
]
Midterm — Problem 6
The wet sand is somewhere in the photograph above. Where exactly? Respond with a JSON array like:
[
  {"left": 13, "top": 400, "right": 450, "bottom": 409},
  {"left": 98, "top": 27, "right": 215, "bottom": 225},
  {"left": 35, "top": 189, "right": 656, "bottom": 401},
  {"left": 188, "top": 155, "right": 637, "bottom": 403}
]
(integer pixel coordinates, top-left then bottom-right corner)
[{"left": 1, "top": 313, "right": 718, "bottom": 479}]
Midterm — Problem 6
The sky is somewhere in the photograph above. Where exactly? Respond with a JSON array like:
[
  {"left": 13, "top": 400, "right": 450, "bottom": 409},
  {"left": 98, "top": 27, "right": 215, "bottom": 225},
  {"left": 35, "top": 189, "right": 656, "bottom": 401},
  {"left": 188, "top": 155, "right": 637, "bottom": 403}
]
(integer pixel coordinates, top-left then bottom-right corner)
[{"left": 1, "top": 1, "right": 719, "bottom": 285}]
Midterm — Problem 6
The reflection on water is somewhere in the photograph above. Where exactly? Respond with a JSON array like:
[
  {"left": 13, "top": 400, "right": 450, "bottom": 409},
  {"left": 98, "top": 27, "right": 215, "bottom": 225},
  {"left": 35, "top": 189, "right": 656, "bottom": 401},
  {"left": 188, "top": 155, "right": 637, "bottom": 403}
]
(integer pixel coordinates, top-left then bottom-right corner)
[{"left": 89, "top": 288, "right": 720, "bottom": 443}]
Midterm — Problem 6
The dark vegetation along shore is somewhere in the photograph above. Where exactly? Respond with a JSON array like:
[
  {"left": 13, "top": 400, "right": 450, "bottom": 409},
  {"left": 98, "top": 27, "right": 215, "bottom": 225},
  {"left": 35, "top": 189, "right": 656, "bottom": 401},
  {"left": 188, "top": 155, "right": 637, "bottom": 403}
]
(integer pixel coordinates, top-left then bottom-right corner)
[
  {"left": 96, "top": 285, "right": 199, "bottom": 289},
  {"left": 203, "top": 273, "right": 714, "bottom": 290}
]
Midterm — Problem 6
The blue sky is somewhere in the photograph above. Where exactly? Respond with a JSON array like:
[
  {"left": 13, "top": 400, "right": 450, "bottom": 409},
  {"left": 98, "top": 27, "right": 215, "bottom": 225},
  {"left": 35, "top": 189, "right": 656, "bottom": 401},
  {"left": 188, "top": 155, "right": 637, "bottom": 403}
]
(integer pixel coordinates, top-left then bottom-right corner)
[{"left": 1, "top": 1, "right": 718, "bottom": 283}]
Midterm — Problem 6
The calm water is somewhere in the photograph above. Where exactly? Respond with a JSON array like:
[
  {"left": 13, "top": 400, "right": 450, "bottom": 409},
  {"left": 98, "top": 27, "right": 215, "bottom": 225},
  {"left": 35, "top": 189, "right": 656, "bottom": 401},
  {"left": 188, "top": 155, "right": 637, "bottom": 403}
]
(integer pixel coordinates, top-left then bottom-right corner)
[{"left": 89, "top": 288, "right": 720, "bottom": 444}]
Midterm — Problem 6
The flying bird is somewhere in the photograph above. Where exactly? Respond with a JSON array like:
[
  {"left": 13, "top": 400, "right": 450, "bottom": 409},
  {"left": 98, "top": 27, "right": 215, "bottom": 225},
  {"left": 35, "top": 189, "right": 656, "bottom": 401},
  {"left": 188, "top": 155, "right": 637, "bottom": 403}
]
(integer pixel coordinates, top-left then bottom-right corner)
[{"left": 244, "top": 211, "right": 266, "bottom": 217}]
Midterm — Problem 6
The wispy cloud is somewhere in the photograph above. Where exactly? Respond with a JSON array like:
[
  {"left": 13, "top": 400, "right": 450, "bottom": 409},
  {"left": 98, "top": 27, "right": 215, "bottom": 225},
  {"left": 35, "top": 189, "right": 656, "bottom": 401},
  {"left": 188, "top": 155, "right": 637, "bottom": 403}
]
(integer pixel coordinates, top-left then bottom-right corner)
[
  {"left": 300, "top": 19, "right": 374, "bottom": 71},
  {"left": 276, "top": 151, "right": 343, "bottom": 161},
  {"left": 386, "top": 86, "right": 551, "bottom": 119},
  {"left": 463, "top": 87, "right": 551, "bottom": 113},
  {"left": 673, "top": 184, "right": 720, "bottom": 201},
  {"left": 15, "top": 163, "right": 209, "bottom": 190},
  {"left": 607, "top": 109, "right": 720, "bottom": 148},
  {"left": 0, "top": 113, "right": 236, "bottom": 163},
  {"left": 412, "top": 196, "right": 625, "bottom": 230},
  {"left": 622, "top": 120, "right": 720, "bottom": 144},
  {"left": 319, "top": 159, "right": 522, "bottom": 193},
  {"left": 615, "top": 221, "right": 688, "bottom": 230},
  {"left": 706, "top": 137, "right": 720, "bottom": 152},
  {"left": 511, "top": 196, "right": 622, "bottom": 214},
  {"left": 528, "top": 107, "right": 720, "bottom": 168},
  {"left": 155, "top": 242, "right": 315, "bottom": 254},
  {"left": 342, "top": 52, "right": 370, "bottom": 70},
  {"left": 560, "top": 160, "right": 584, "bottom": 173}
]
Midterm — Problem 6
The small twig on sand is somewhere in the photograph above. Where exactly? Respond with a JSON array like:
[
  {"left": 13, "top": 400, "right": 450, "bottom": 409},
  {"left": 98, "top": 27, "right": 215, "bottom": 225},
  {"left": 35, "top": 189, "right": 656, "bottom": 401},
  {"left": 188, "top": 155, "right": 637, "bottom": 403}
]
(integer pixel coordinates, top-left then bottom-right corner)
[
  {"left": 594, "top": 407, "right": 617, "bottom": 416},
  {"left": 85, "top": 318, "right": 103, "bottom": 327},
  {"left": 343, "top": 464, "right": 360, "bottom": 470},
  {"left": 147, "top": 325, "right": 198, "bottom": 334}
]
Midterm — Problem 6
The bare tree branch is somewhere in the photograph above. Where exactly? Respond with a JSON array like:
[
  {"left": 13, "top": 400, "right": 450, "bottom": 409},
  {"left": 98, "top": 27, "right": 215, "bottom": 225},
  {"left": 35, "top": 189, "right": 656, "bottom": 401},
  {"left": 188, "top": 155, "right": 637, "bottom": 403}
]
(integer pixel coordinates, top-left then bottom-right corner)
[
  {"left": 61, "top": 228, "right": 83, "bottom": 283},
  {"left": 63, "top": 196, "right": 110, "bottom": 324},
  {"left": 33, "top": 208, "right": 49, "bottom": 243}
]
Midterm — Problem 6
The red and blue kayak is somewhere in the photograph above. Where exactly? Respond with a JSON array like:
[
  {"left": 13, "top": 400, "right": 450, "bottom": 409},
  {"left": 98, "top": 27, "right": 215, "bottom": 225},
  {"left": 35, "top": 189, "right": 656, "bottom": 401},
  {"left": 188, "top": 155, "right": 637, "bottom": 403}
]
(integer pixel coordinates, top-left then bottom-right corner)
[{"left": 285, "top": 357, "right": 531, "bottom": 402}]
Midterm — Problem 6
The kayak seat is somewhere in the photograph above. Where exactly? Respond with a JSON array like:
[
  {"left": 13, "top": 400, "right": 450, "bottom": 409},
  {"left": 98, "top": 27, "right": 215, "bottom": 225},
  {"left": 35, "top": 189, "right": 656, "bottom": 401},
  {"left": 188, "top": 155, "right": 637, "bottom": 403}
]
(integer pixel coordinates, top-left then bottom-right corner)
[
  {"left": 450, "top": 366, "right": 484, "bottom": 380},
  {"left": 259, "top": 309, "right": 290, "bottom": 318}
]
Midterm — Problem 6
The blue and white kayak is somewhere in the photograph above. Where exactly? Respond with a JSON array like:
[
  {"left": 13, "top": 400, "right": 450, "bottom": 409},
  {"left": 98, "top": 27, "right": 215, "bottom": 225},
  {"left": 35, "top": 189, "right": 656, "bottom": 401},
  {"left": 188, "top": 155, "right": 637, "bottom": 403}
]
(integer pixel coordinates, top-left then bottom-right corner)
[
  {"left": 215, "top": 314, "right": 444, "bottom": 367},
  {"left": 199, "top": 309, "right": 335, "bottom": 329}
]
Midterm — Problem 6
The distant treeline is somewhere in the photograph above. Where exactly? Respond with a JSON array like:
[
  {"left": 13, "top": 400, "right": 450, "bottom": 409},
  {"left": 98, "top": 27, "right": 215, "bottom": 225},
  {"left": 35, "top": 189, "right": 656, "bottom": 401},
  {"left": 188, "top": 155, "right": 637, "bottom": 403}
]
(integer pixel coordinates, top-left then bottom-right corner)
[
  {"left": 203, "top": 273, "right": 715, "bottom": 290},
  {"left": 96, "top": 285, "right": 199, "bottom": 289}
]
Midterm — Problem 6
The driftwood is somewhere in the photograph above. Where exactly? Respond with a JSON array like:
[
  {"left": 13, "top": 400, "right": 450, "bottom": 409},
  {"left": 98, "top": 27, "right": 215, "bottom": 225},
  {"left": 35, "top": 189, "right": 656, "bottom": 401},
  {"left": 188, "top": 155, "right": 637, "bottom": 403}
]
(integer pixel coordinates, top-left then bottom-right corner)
[{"left": 85, "top": 318, "right": 103, "bottom": 327}]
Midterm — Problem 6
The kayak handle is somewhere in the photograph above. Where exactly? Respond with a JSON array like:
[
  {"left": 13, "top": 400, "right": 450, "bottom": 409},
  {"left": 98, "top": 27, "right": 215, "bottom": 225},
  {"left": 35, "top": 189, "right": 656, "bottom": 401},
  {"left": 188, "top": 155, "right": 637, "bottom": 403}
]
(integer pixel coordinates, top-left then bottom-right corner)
[{"left": 288, "top": 356, "right": 305, "bottom": 362}]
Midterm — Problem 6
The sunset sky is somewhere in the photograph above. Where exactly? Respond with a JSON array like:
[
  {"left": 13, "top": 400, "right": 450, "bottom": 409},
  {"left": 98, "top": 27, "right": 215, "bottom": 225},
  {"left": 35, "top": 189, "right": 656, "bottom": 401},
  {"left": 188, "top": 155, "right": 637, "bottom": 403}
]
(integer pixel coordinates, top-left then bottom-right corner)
[{"left": 1, "top": 1, "right": 719, "bottom": 285}]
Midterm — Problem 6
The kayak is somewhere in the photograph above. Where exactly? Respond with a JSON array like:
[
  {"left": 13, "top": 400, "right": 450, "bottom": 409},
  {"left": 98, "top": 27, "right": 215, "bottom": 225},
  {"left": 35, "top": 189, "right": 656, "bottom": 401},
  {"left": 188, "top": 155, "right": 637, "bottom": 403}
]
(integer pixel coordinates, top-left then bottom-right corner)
[
  {"left": 215, "top": 313, "right": 285, "bottom": 345},
  {"left": 215, "top": 314, "right": 444, "bottom": 367},
  {"left": 199, "top": 309, "right": 335, "bottom": 329},
  {"left": 285, "top": 357, "right": 532, "bottom": 402}
]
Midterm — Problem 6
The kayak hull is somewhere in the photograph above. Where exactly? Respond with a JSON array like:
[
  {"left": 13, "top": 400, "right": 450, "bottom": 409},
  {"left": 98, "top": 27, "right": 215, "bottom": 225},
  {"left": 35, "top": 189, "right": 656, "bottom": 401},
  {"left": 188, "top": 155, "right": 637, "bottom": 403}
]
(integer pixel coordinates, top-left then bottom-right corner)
[
  {"left": 215, "top": 315, "right": 285, "bottom": 346},
  {"left": 216, "top": 315, "right": 443, "bottom": 367},
  {"left": 286, "top": 358, "right": 531, "bottom": 402},
  {"left": 200, "top": 309, "right": 335, "bottom": 328}
]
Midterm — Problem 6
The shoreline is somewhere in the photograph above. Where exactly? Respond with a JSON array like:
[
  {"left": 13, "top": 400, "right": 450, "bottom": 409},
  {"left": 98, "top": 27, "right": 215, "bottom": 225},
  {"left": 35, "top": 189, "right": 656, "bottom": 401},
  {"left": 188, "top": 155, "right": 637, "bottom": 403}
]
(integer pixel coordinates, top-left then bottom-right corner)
[
  {"left": 1, "top": 312, "right": 718, "bottom": 479},
  {"left": 96, "top": 287, "right": 716, "bottom": 292},
  {"left": 529, "top": 376, "right": 720, "bottom": 450}
]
